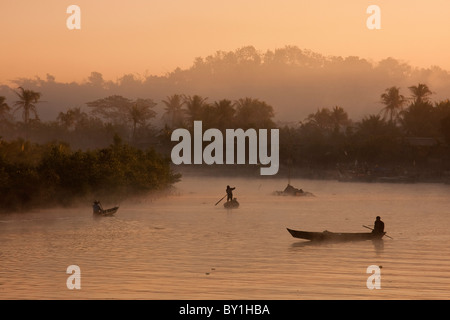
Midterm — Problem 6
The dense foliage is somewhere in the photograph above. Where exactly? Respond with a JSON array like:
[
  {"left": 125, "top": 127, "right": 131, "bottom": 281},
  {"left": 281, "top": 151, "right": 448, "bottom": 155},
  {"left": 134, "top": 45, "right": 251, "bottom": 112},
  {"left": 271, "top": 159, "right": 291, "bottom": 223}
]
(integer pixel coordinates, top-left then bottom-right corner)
[
  {"left": 1, "top": 80, "right": 450, "bottom": 212},
  {"left": 0, "top": 137, "right": 180, "bottom": 211}
]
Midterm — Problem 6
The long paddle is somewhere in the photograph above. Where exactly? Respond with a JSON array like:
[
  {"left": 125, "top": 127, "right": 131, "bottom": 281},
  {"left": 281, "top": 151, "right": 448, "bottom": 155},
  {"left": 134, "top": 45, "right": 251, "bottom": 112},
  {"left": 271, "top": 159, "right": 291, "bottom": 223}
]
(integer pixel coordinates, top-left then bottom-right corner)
[
  {"left": 215, "top": 194, "right": 227, "bottom": 206},
  {"left": 363, "top": 225, "right": 393, "bottom": 239}
]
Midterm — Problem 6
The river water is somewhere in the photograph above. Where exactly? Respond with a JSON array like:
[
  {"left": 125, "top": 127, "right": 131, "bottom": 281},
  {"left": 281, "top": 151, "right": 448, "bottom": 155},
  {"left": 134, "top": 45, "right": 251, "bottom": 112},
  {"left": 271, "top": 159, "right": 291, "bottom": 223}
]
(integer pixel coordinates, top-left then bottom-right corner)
[{"left": 1, "top": 175, "right": 450, "bottom": 300}]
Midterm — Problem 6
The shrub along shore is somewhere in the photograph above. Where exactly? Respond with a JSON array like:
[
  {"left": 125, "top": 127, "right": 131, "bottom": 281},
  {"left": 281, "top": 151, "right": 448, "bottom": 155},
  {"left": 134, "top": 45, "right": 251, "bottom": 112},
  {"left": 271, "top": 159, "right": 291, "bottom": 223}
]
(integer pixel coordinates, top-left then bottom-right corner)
[{"left": 0, "top": 136, "right": 181, "bottom": 212}]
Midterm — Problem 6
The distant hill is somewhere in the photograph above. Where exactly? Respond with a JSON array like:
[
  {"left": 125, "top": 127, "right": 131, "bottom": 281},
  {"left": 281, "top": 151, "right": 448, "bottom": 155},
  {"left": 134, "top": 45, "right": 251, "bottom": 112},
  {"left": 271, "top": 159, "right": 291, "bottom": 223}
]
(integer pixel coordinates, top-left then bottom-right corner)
[{"left": 2, "top": 45, "right": 450, "bottom": 125}]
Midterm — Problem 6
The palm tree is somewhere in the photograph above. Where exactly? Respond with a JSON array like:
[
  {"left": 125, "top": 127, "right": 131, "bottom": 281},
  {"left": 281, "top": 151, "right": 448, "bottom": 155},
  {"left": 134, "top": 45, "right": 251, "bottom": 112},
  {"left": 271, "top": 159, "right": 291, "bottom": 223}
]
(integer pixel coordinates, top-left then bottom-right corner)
[
  {"left": 234, "top": 97, "right": 275, "bottom": 129},
  {"left": 305, "top": 108, "right": 332, "bottom": 131},
  {"left": 0, "top": 96, "right": 10, "bottom": 119},
  {"left": 408, "top": 83, "right": 432, "bottom": 105},
  {"left": 184, "top": 95, "right": 209, "bottom": 127},
  {"left": 213, "top": 99, "right": 235, "bottom": 130},
  {"left": 126, "top": 99, "right": 157, "bottom": 143},
  {"left": 57, "top": 107, "right": 88, "bottom": 131},
  {"left": 0, "top": 96, "right": 11, "bottom": 134},
  {"left": 13, "top": 87, "right": 42, "bottom": 124},
  {"left": 330, "top": 106, "right": 350, "bottom": 132},
  {"left": 13, "top": 87, "right": 42, "bottom": 139},
  {"left": 161, "top": 94, "right": 186, "bottom": 128},
  {"left": 357, "top": 114, "right": 387, "bottom": 135},
  {"left": 87, "top": 95, "right": 156, "bottom": 136},
  {"left": 379, "top": 86, "right": 407, "bottom": 124}
]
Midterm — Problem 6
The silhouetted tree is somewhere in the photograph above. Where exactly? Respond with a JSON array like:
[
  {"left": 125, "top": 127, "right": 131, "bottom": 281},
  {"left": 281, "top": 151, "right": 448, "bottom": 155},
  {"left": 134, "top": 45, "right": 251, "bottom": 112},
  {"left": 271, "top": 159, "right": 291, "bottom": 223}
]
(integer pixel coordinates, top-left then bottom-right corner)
[
  {"left": 213, "top": 99, "right": 236, "bottom": 130},
  {"left": 353, "top": 115, "right": 402, "bottom": 162},
  {"left": 330, "top": 106, "right": 350, "bottom": 133},
  {"left": 86, "top": 95, "right": 156, "bottom": 142},
  {"left": 127, "top": 100, "right": 157, "bottom": 143},
  {"left": 0, "top": 96, "right": 11, "bottom": 124},
  {"left": 184, "top": 95, "right": 209, "bottom": 128},
  {"left": 13, "top": 87, "right": 42, "bottom": 139},
  {"left": 304, "top": 106, "right": 350, "bottom": 135},
  {"left": 0, "top": 96, "right": 12, "bottom": 136},
  {"left": 0, "top": 96, "right": 9, "bottom": 116},
  {"left": 57, "top": 107, "right": 89, "bottom": 131},
  {"left": 86, "top": 95, "right": 132, "bottom": 124},
  {"left": 380, "top": 86, "right": 407, "bottom": 125},
  {"left": 408, "top": 83, "right": 432, "bottom": 105},
  {"left": 234, "top": 97, "right": 275, "bottom": 129},
  {"left": 401, "top": 101, "right": 435, "bottom": 137},
  {"left": 161, "top": 94, "right": 186, "bottom": 128}
]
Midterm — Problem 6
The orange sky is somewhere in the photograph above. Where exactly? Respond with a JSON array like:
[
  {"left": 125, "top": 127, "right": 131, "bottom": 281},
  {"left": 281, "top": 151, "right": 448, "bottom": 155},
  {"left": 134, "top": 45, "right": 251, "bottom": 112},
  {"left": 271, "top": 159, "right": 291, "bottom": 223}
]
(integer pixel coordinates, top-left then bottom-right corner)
[{"left": 1, "top": 0, "right": 450, "bottom": 84}]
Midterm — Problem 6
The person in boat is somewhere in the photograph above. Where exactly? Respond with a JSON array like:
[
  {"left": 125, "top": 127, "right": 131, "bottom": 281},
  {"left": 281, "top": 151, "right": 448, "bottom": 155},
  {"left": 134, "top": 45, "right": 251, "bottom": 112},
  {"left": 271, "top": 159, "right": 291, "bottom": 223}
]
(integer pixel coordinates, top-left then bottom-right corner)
[
  {"left": 92, "top": 200, "right": 103, "bottom": 214},
  {"left": 226, "top": 185, "right": 235, "bottom": 202},
  {"left": 372, "top": 216, "right": 385, "bottom": 234}
]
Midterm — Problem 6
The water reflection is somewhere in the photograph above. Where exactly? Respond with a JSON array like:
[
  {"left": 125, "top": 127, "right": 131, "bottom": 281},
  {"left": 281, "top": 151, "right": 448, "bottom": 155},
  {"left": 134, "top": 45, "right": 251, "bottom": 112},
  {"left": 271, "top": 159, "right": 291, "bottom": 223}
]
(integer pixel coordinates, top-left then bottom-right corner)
[
  {"left": 1, "top": 177, "right": 450, "bottom": 299},
  {"left": 290, "top": 238, "right": 385, "bottom": 253},
  {"left": 372, "top": 239, "right": 384, "bottom": 254}
]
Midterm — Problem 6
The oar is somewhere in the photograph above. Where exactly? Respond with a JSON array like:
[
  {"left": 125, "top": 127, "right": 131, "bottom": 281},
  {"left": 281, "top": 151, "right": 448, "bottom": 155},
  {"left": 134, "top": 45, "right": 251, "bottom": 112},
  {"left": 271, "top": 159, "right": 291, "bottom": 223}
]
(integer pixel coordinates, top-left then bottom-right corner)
[
  {"left": 215, "top": 194, "right": 227, "bottom": 206},
  {"left": 363, "top": 225, "right": 393, "bottom": 239}
]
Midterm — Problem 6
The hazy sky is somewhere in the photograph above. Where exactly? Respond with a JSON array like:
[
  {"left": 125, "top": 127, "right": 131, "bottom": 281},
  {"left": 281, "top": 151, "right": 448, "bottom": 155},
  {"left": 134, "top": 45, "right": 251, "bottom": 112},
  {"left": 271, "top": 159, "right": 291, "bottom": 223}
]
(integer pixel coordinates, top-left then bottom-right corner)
[{"left": 1, "top": 0, "right": 450, "bottom": 84}]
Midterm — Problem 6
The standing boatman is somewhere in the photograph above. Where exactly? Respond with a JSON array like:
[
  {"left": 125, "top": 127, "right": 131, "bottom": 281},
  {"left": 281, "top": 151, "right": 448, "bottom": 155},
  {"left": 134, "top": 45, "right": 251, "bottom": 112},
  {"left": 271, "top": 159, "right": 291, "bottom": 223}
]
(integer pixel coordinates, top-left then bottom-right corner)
[{"left": 226, "top": 185, "right": 235, "bottom": 202}]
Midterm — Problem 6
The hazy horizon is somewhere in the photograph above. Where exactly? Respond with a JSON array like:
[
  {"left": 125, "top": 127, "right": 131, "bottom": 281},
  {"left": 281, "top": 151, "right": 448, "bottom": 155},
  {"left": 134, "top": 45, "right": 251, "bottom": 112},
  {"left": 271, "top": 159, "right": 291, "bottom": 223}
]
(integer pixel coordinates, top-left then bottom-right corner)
[
  {"left": 2, "top": 45, "right": 450, "bottom": 124},
  {"left": 2, "top": 1, "right": 450, "bottom": 123},
  {"left": 2, "top": 45, "right": 449, "bottom": 86},
  {"left": 2, "top": 1, "right": 450, "bottom": 85}
]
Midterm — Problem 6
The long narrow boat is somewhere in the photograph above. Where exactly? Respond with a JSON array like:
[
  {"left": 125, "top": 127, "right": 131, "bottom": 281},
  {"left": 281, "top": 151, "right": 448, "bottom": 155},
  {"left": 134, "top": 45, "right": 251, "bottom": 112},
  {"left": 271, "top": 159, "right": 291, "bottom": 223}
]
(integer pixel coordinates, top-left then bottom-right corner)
[
  {"left": 93, "top": 206, "right": 119, "bottom": 216},
  {"left": 286, "top": 228, "right": 385, "bottom": 242}
]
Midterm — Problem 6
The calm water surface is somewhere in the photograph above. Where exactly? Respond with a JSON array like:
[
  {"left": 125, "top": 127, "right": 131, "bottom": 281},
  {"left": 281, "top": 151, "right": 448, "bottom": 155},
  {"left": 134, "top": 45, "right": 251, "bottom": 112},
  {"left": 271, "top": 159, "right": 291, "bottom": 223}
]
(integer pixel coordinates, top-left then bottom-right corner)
[{"left": 1, "top": 176, "right": 450, "bottom": 299}]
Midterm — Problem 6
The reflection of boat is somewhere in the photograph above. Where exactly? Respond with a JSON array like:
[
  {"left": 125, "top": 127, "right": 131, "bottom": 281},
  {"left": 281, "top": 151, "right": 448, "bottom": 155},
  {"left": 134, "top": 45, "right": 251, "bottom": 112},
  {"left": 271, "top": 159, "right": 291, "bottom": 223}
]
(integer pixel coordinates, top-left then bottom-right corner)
[
  {"left": 274, "top": 184, "right": 314, "bottom": 197},
  {"left": 286, "top": 228, "right": 385, "bottom": 242},
  {"left": 224, "top": 198, "right": 239, "bottom": 209}
]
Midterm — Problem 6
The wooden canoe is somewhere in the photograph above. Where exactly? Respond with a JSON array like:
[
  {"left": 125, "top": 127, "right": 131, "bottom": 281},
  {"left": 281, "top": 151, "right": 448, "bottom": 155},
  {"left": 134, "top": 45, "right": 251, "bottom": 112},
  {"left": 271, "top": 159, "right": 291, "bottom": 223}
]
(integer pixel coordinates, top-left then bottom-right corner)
[
  {"left": 286, "top": 228, "right": 385, "bottom": 242},
  {"left": 93, "top": 206, "right": 119, "bottom": 216},
  {"left": 224, "top": 199, "right": 239, "bottom": 209}
]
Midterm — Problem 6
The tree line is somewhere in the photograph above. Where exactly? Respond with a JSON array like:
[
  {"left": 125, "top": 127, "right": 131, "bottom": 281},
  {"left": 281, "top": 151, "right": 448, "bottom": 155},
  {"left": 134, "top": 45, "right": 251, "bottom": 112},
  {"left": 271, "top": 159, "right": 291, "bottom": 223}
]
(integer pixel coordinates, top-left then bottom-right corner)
[
  {"left": 279, "top": 84, "right": 450, "bottom": 180},
  {"left": 4, "top": 46, "right": 450, "bottom": 124},
  {"left": 0, "top": 136, "right": 181, "bottom": 212},
  {"left": 1, "top": 82, "right": 450, "bottom": 187}
]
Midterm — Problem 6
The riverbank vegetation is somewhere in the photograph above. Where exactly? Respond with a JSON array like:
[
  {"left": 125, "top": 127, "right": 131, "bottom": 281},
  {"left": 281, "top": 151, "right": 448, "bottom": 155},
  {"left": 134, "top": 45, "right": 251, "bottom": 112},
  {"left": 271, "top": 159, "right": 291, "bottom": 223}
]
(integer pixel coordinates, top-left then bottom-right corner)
[
  {"left": 1, "top": 80, "right": 450, "bottom": 211},
  {"left": 0, "top": 136, "right": 180, "bottom": 212}
]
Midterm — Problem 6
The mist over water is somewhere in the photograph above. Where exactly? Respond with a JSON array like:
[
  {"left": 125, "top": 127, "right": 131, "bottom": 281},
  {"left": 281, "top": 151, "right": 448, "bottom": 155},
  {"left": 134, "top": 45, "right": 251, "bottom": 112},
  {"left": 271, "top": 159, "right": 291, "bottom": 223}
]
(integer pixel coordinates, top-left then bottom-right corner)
[{"left": 1, "top": 175, "right": 450, "bottom": 299}]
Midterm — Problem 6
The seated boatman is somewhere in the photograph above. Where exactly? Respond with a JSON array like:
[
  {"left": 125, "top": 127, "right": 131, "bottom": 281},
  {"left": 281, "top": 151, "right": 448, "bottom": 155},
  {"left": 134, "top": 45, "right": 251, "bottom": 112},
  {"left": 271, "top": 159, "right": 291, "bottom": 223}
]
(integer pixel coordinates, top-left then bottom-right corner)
[
  {"left": 92, "top": 200, "right": 103, "bottom": 214},
  {"left": 372, "top": 216, "right": 385, "bottom": 234}
]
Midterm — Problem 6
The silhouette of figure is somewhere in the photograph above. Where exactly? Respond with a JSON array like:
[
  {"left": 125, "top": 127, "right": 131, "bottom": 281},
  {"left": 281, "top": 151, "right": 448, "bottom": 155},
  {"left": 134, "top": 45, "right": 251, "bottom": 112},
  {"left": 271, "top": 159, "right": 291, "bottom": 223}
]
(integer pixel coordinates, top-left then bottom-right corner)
[
  {"left": 226, "top": 185, "right": 235, "bottom": 202},
  {"left": 372, "top": 216, "right": 385, "bottom": 234},
  {"left": 92, "top": 200, "right": 103, "bottom": 214}
]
